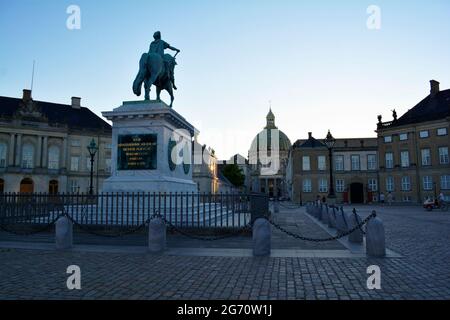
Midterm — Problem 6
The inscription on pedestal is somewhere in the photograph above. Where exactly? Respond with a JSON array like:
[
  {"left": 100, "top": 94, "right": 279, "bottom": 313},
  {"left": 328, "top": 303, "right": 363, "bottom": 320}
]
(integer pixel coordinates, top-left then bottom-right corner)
[{"left": 117, "top": 134, "right": 157, "bottom": 170}]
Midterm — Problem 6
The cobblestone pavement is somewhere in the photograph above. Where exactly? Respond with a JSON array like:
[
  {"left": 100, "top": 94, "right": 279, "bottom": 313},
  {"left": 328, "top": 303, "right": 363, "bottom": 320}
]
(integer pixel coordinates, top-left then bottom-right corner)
[{"left": 0, "top": 205, "right": 449, "bottom": 300}]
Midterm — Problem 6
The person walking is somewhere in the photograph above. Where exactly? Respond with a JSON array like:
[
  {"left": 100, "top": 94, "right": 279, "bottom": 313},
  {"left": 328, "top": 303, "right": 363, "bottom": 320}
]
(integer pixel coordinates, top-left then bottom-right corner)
[{"left": 387, "top": 192, "right": 393, "bottom": 206}]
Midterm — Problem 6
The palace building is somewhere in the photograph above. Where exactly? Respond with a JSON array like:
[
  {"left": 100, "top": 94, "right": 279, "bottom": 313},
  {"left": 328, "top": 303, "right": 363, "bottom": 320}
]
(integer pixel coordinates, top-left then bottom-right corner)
[
  {"left": 376, "top": 80, "right": 450, "bottom": 203},
  {"left": 0, "top": 89, "right": 112, "bottom": 194}
]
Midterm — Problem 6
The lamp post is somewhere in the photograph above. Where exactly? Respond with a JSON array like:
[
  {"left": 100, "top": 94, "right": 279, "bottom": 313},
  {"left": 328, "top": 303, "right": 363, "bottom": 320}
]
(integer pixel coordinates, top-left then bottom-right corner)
[
  {"left": 87, "top": 138, "right": 98, "bottom": 195},
  {"left": 324, "top": 130, "right": 336, "bottom": 202}
]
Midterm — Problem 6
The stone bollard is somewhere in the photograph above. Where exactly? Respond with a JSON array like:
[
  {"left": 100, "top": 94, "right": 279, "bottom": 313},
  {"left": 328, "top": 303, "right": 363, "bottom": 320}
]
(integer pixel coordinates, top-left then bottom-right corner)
[
  {"left": 55, "top": 216, "right": 73, "bottom": 250},
  {"left": 148, "top": 217, "right": 166, "bottom": 253},
  {"left": 366, "top": 215, "right": 386, "bottom": 257},
  {"left": 274, "top": 201, "right": 280, "bottom": 213},
  {"left": 328, "top": 207, "right": 337, "bottom": 229},
  {"left": 253, "top": 218, "right": 271, "bottom": 256},
  {"left": 347, "top": 210, "right": 364, "bottom": 244},
  {"left": 335, "top": 207, "right": 349, "bottom": 236},
  {"left": 322, "top": 205, "right": 329, "bottom": 225}
]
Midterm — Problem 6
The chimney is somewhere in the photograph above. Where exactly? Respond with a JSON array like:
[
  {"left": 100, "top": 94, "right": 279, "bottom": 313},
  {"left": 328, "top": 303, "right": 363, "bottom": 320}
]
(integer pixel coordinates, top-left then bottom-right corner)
[
  {"left": 308, "top": 132, "right": 312, "bottom": 139},
  {"left": 22, "top": 89, "right": 32, "bottom": 102},
  {"left": 430, "top": 80, "right": 440, "bottom": 97},
  {"left": 71, "top": 97, "right": 81, "bottom": 109}
]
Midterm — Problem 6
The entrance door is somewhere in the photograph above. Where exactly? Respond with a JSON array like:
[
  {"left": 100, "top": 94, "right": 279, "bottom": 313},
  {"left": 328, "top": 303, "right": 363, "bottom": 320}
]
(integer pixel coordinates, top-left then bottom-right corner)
[
  {"left": 49, "top": 180, "right": 59, "bottom": 194},
  {"left": 19, "top": 178, "right": 34, "bottom": 194},
  {"left": 350, "top": 183, "right": 364, "bottom": 203}
]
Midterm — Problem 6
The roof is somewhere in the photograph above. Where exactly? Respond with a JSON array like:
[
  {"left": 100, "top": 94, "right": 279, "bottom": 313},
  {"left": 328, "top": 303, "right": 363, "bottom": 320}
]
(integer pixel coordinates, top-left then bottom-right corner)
[
  {"left": 382, "top": 89, "right": 450, "bottom": 128},
  {"left": 294, "top": 136, "right": 377, "bottom": 150},
  {"left": 0, "top": 96, "right": 111, "bottom": 132},
  {"left": 294, "top": 133, "right": 326, "bottom": 149}
]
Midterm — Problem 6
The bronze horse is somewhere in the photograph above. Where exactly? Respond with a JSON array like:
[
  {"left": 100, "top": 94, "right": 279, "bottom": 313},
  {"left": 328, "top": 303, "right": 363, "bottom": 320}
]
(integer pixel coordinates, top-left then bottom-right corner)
[{"left": 132, "top": 53, "right": 177, "bottom": 107}]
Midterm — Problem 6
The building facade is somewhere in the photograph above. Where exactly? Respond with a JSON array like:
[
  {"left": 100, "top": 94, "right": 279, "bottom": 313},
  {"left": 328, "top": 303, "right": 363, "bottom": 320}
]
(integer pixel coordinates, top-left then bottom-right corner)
[
  {"left": 376, "top": 80, "right": 450, "bottom": 203},
  {"left": 287, "top": 132, "right": 378, "bottom": 204},
  {"left": 0, "top": 89, "right": 112, "bottom": 194}
]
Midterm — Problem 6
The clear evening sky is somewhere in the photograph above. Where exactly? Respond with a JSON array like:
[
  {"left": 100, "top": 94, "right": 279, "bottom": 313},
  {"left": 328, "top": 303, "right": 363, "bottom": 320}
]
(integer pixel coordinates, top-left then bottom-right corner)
[{"left": 1, "top": 0, "right": 449, "bottom": 159}]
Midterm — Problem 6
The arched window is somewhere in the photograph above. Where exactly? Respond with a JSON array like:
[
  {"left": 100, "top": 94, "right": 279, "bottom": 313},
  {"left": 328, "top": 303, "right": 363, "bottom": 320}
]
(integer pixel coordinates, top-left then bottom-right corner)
[
  {"left": 0, "top": 179, "right": 4, "bottom": 193},
  {"left": 20, "top": 178, "right": 34, "bottom": 194},
  {"left": 0, "top": 142, "right": 7, "bottom": 168},
  {"left": 48, "top": 146, "right": 60, "bottom": 170},
  {"left": 22, "top": 144, "right": 34, "bottom": 169}
]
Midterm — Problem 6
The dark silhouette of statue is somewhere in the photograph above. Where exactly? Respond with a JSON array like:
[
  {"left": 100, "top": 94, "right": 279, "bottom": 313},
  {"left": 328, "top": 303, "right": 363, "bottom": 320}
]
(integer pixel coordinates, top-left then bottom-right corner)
[{"left": 133, "top": 31, "right": 180, "bottom": 107}]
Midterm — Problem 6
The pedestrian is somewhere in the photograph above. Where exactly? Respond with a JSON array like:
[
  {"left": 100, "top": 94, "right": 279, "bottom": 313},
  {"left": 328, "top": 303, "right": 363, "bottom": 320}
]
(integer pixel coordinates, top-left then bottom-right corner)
[
  {"left": 380, "top": 192, "right": 385, "bottom": 205},
  {"left": 387, "top": 192, "right": 393, "bottom": 206}
]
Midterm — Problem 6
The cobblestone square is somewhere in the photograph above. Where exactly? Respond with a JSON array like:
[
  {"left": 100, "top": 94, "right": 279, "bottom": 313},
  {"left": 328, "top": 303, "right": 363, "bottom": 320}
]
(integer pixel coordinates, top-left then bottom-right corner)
[{"left": 1, "top": 204, "right": 449, "bottom": 300}]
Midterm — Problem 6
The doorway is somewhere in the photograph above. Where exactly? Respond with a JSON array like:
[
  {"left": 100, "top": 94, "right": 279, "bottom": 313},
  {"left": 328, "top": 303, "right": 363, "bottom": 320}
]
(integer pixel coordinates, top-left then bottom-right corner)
[
  {"left": 49, "top": 180, "right": 59, "bottom": 194},
  {"left": 350, "top": 182, "right": 364, "bottom": 203},
  {"left": 0, "top": 179, "right": 4, "bottom": 193},
  {"left": 19, "top": 178, "right": 34, "bottom": 194}
]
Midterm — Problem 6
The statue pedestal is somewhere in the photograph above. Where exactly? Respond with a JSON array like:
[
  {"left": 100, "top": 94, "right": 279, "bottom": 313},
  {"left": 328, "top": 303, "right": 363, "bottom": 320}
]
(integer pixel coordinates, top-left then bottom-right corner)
[{"left": 101, "top": 100, "right": 198, "bottom": 194}]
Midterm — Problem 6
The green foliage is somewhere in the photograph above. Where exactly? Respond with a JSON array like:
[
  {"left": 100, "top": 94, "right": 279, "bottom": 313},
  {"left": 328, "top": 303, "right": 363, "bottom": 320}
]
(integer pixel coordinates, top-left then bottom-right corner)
[{"left": 222, "top": 164, "right": 245, "bottom": 187}]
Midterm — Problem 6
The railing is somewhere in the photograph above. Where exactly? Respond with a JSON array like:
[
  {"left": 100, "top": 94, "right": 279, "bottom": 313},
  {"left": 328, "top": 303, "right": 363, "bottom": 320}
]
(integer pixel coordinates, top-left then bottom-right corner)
[{"left": 0, "top": 192, "right": 267, "bottom": 229}]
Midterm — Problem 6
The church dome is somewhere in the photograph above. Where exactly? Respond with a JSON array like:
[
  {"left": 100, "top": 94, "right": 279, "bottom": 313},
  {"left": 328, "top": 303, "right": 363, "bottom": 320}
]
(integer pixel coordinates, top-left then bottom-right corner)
[{"left": 249, "top": 109, "right": 292, "bottom": 154}]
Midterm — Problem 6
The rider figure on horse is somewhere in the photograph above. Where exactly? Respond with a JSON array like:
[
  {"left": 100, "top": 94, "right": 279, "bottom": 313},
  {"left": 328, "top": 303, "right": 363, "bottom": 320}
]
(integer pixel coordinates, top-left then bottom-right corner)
[{"left": 149, "top": 31, "right": 180, "bottom": 90}]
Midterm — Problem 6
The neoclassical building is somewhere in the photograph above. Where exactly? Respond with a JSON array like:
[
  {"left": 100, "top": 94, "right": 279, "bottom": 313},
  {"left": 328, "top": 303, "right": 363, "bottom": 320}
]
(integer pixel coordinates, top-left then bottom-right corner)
[
  {"left": 248, "top": 109, "right": 291, "bottom": 198},
  {"left": 0, "top": 89, "right": 112, "bottom": 193}
]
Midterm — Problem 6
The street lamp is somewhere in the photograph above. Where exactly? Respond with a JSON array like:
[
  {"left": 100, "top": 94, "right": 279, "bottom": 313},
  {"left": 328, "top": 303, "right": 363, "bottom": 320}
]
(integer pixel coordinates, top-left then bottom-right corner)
[
  {"left": 324, "top": 130, "right": 336, "bottom": 201},
  {"left": 87, "top": 138, "right": 98, "bottom": 195}
]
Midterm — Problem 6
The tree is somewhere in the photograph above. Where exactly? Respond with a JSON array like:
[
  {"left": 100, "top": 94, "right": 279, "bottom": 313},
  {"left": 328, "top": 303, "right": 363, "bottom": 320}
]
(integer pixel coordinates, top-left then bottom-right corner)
[{"left": 221, "top": 164, "right": 245, "bottom": 188}]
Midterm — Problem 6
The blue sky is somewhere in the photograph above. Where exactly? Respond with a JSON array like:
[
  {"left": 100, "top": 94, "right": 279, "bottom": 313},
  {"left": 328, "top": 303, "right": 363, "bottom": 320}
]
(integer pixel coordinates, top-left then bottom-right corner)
[{"left": 1, "top": 0, "right": 450, "bottom": 159}]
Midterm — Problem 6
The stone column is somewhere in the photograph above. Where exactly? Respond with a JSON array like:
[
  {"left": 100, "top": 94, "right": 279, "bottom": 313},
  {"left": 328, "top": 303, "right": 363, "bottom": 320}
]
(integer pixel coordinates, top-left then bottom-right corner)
[
  {"left": 265, "top": 178, "right": 269, "bottom": 195},
  {"left": 15, "top": 134, "right": 22, "bottom": 167},
  {"left": 8, "top": 133, "right": 15, "bottom": 166},
  {"left": 42, "top": 136, "right": 48, "bottom": 168},
  {"left": 61, "top": 137, "right": 68, "bottom": 169},
  {"left": 36, "top": 136, "right": 42, "bottom": 168}
]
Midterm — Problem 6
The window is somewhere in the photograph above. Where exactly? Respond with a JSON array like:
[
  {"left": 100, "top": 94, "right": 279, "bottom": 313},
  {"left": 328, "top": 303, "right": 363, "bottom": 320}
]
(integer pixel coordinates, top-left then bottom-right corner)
[
  {"left": 104, "top": 143, "right": 112, "bottom": 150},
  {"left": 399, "top": 133, "right": 408, "bottom": 141},
  {"left": 419, "top": 130, "right": 429, "bottom": 138},
  {"left": 22, "top": 144, "right": 34, "bottom": 169},
  {"left": 402, "top": 195, "right": 412, "bottom": 202},
  {"left": 334, "top": 155, "right": 344, "bottom": 171},
  {"left": 367, "top": 154, "right": 377, "bottom": 171},
  {"left": 105, "top": 159, "right": 112, "bottom": 173},
  {"left": 0, "top": 143, "right": 6, "bottom": 168},
  {"left": 437, "top": 128, "right": 448, "bottom": 136},
  {"left": 400, "top": 151, "right": 410, "bottom": 168},
  {"left": 70, "top": 179, "right": 80, "bottom": 193},
  {"left": 351, "top": 155, "right": 360, "bottom": 171},
  {"left": 319, "top": 178, "right": 328, "bottom": 193},
  {"left": 441, "top": 175, "right": 450, "bottom": 190},
  {"left": 86, "top": 157, "right": 92, "bottom": 171},
  {"left": 384, "top": 136, "right": 392, "bottom": 143},
  {"left": 401, "top": 176, "right": 411, "bottom": 191},
  {"left": 421, "top": 149, "right": 431, "bottom": 166},
  {"left": 302, "top": 156, "right": 310, "bottom": 171},
  {"left": 70, "top": 156, "right": 80, "bottom": 171},
  {"left": 48, "top": 146, "right": 60, "bottom": 170},
  {"left": 303, "top": 179, "right": 312, "bottom": 193},
  {"left": 71, "top": 139, "right": 81, "bottom": 147},
  {"left": 439, "top": 147, "right": 449, "bottom": 164},
  {"left": 317, "top": 155, "right": 326, "bottom": 171},
  {"left": 423, "top": 176, "right": 433, "bottom": 191},
  {"left": 386, "top": 176, "right": 394, "bottom": 192},
  {"left": 368, "top": 179, "right": 378, "bottom": 192},
  {"left": 385, "top": 152, "right": 394, "bottom": 169},
  {"left": 336, "top": 179, "right": 345, "bottom": 193}
]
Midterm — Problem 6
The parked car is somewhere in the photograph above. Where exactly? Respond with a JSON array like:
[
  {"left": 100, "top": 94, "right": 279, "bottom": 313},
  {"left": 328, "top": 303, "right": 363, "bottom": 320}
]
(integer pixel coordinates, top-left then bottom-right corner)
[{"left": 423, "top": 198, "right": 448, "bottom": 212}]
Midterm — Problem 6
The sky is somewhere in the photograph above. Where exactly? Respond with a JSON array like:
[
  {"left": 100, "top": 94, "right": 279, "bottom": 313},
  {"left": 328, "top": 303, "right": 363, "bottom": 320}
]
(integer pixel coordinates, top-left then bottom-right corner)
[{"left": 1, "top": 0, "right": 450, "bottom": 159}]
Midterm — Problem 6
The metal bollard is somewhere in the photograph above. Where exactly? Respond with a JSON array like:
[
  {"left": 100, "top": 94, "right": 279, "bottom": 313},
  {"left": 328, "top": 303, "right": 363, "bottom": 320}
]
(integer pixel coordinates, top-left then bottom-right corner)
[
  {"left": 148, "top": 217, "right": 166, "bottom": 253},
  {"left": 328, "top": 206, "right": 337, "bottom": 229},
  {"left": 274, "top": 200, "right": 280, "bottom": 213},
  {"left": 55, "top": 216, "right": 73, "bottom": 250},
  {"left": 253, "top": 218, "right": 271, "bottom": 256},
  {"left": 366, "top": 213, "right": 386, "bottom": 257}
]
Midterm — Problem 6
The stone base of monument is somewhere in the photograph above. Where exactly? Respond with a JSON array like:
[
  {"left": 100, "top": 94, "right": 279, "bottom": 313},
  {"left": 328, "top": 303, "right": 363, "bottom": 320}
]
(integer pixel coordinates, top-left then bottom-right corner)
[{"left": 102, "top": 100, "right": 198, "bottom": 194}]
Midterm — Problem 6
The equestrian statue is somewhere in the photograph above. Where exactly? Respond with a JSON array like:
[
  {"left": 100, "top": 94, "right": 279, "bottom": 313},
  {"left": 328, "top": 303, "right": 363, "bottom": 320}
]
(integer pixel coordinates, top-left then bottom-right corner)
[{"left": 132, "top": 31, "right": 180, "bottom": 107}]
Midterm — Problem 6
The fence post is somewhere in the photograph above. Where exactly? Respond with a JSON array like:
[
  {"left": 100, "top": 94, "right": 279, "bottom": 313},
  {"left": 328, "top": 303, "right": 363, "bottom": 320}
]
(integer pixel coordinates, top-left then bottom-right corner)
[
  {"left": 273, "top": 199, "right": 280, "bottom": 214},
  {"left": 348, "top": 209, "right": 364, "bottom": 244},
  {"left": 328, "top": 206, "right": 337, "bottom": 229},
  {"left": 148, "top": 217, "right": 166, "bottom": 253},
  {"left": 55, "top": 216, "right": 73, "bottom": 250},
  {"left": 253, "top": 218, "right": 271, "bottom": 256},
  {"left": 365, "top": 212, "right": 386, "bottom": 257},
  {"left": 322, "top": 204, "right": 329, "bottom": 225}
]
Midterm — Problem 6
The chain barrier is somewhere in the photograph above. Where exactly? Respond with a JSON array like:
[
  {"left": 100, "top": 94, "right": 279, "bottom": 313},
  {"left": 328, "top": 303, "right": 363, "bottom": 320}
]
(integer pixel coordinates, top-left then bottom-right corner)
[
  {"left": 159, "top": 215, "right": 252, "bottom": 241},
  {"left": 0, "top": 214, "right": 64, "bottom": 236},
  {"left": 264, "top": 211, "right": 376, "bottom": 242}
]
